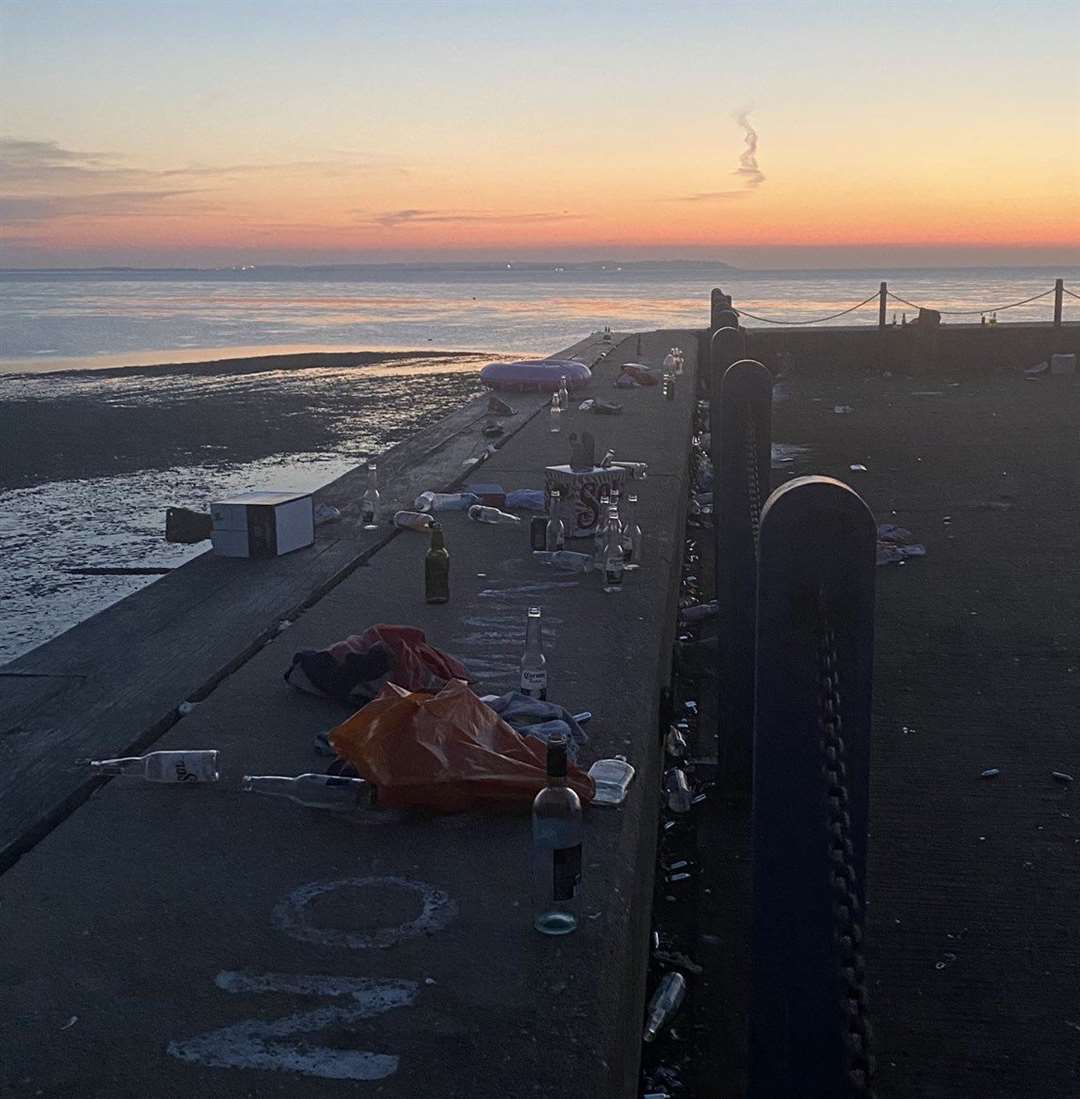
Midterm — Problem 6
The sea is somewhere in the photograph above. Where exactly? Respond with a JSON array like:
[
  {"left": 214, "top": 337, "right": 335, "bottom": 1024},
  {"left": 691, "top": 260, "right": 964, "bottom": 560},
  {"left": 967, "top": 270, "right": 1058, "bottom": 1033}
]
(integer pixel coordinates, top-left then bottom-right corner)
[{"left": 1, "top": 261, "right": 1076, "bottom": 661}]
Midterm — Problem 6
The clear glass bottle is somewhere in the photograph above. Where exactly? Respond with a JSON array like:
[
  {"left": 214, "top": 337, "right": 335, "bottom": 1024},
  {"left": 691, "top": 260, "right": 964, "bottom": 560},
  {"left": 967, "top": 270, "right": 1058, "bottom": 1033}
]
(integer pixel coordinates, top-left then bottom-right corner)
[
  {"left": 592, "top": 488, "right": 611, "bottom": 570},
  {"left": 241, "top": 773, "right": 374, "bottom": 811},
  {"left": 557, "top": 374, "right": 569, "bottom": 411},
  {"left": 664, "top": 767, "right": 693, "bottom": 813},
  {"left": 549, "top": 392, "right": 562, "bottom": 433},
  {"left": 603, "top": 506, "right": 625, "bottom": 592},
  {"left": 545, "top": 489, "right": 565, "bottom": 551},
  {"left": 622, "top": 493, "right": 643, "bottom": 570},
  {"left": 425, "top": 523, "right": 450, "bottom": 604},
  {"left": 519, "top": 606, "right": 547, "bottom": 700},
  {"left": 467, "top": 504, "right": 521, "bottom": 525},
  {"left": 393, "top": 510, "right": 434, "bottom": 531},
  {"left": 361, "top": 464, "right": 380, "bottom": 529},
  {"left": 84, "top": 750, "right": 220, "bottom": 783},
  {"left": 531, "top": 734, "right": 582, "bottom": 935},
  {"left": 662, "top": 364, "right": 675, "bottom": 400}
]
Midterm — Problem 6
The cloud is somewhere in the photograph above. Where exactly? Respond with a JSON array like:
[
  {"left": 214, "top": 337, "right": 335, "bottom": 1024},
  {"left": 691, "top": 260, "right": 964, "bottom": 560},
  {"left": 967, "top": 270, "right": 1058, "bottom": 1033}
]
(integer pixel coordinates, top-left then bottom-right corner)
[
  {"left": 366, "top": 208, "right": 581, "bottom": 229},
  {"left": 734, "top": 109, "right": 765, "bottom": 188},
  {"left": 672, "top": 190, "right": 752, "bottom": 202},
  {"left": 0, "top": 190, "right": 206, "bottom": 224}
]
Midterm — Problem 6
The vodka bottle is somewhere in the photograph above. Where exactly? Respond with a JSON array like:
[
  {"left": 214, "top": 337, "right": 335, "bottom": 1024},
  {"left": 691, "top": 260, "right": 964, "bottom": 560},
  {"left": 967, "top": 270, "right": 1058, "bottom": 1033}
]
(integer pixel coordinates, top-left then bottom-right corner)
[
  {"left": 425, "top": 523, "right": 450, "bottom": 604},
  {"left": 603, "top": 506, "right": 625, "bottom": 592},
  {"left": 241, "top": 773, "right": 374, "bottom": 810},
  {"left": 643, "top": 972, "right": 687, "bottom": 1041},
  {"left": 519, "top": 606, "right": 547, "bottom": 700},
  {"left": 549, "top": 392, "right": 562, "bottom": 433},
  {"left": 622, "top": 493, "right": 643, "bottom": 570},
  {"left": 84, "top": 750, "right": 220, "bottom": 783},
  {"left": 393, "top": 510, "right": 434, "bottom": 531},
  {"left": 592, "top": 489, "right": 611, "bottom": 570},
  {"left": 414, "top": 491, "right": 478, "bottom": 512},
  {"left": 531, "top": 734, "right": 582, "bottom": 935},
  {"left": 467, "top": 504, "right": 521, "bottom": 525},
  {"left": 545, "top": 489, "right": 565, "bottom": 551},
  {"left": 557, "top": 374, "right": 569, "bottom": 411},
  {"left": 361, "top": 464, "right": 380, "bottom": 529}
]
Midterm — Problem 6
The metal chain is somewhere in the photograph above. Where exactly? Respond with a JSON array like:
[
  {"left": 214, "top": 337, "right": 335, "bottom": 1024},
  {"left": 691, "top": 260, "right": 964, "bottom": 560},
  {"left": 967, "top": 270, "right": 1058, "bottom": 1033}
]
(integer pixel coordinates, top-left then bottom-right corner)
[
  {"left": 744, "top": 402, "right": 762, "bottom": 557},
  {"left": 817, "top": 591, "right": 876, "bottom": 1097}
]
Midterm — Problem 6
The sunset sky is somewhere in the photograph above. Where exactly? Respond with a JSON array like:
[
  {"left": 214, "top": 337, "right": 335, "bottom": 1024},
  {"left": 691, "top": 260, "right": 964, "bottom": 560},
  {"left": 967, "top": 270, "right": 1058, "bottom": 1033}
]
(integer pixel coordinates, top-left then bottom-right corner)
[{"left": 1, "top": 0, "right": 1077, "bottom": 268}]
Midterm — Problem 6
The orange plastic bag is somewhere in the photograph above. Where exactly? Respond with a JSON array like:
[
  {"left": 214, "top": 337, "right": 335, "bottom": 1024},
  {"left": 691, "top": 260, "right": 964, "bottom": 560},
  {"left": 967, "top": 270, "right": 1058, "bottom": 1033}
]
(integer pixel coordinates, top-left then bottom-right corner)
[{"left": 329, "top": 679, "right": 594, "bottom": 812}]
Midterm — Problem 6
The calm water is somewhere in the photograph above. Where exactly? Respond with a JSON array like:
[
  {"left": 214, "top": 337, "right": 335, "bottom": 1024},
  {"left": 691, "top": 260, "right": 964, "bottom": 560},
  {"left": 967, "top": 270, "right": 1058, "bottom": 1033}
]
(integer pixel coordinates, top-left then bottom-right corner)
[
  {"left": 2, "top": 263, "right": 1076, "bottom": 373},
  {"left": 1, "top": 262, "right": 1076, "bottom": 662}
]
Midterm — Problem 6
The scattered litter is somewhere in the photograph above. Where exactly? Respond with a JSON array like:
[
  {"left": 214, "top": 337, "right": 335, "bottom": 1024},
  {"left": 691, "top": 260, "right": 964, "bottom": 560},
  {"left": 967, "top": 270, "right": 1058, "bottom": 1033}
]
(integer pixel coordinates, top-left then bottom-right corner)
[
  {"left": 177, "top": 701, "right": 196, "bottom": 715},
  {"left": 313, "top": 504, "right": 342, "bottom": 526},
  {"left": 643, "top": 972, "right": 687, "bottom": 1042},
  {"left": 833, "top": 404, "right": 854, "bottom": 414},
  {"left": 850, "top": 463, "right": 868, "bottom": 472},
  {"left": 481, "top": 423, "right": 505, "bottom": 438},
  {"left": 653, "top": 949, "right": 704, "bottom": 975},
  {"left": 467, "top": 504, "right": 521, "bottom": 525},
  {"left": 1051, "top": 353, "right": 1077, "bottom": 376},
  {"left": 277, "top": 620, "right": 292, "bottom": 632},
  {"left": 313, "top": 730, "right": 335, "bottom": 756},
  {"left": 414, "top": 491, "right": 479, "bottom": 512},
  {"left": 59, "top": 1016, "right": 78, "bottom": 1031},
  {"left": 910, "top": 390, "right": 944, "bottom": 397},
  {"left": 955, "top": 498, "right": 1013, "bottom": 512},
  {"left": 877, "top": 543, "right": 926, "bottom": 566},
  {"left": 424, "top": 977, "right": 437, "bottom": 986},
  {"left": 505, "top": 489, "right": 546, "bottom": 511},
  {"left": 1052, "top": 771, "right": 1074, "bottom": 784},
  {"left": 878, "top": 523, "right": 914, "bottom": 543},
  {"left": 1066, "top": 1020, "right": 1080, "bottom": 1033},
  {"left": 679, "top": 601, "right": 719, "bottom": 623},
  {"left": 1025, "top": 361, "right": 1050, "bottom": 378},
  {"left": 772, "top": 442, "right": 809, "bottom": 466},
  {"left": 84, "top": 750, "right": 220, "bottom": 783},
  {"left": 981, "top": 768, "right": 1000, "bottom": 779},
  {"left": 588, "top": 758, "right": 636, "bottom": 806},
  {"left": 487, "top": 395, "right": 516, "bottom": 416}
]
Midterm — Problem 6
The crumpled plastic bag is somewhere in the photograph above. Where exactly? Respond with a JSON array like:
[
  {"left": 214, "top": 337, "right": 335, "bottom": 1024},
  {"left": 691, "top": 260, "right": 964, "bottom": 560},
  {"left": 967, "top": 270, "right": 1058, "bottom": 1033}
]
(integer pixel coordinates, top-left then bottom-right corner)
[
  {"left": 286, "top": 624, "right": 469, "bottom": 704},
  {"left": 329, "top": 679, "right": 594, "bottom": 812}
]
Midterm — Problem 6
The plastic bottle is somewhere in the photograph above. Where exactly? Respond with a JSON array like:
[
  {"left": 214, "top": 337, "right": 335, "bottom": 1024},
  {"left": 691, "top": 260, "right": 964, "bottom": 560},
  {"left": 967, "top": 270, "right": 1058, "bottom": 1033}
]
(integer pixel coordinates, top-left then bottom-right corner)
[
  {"left": 425, "top": 524, "right": 449, "bottom": 604},
  {"left": 545, "top": 489, "right": 565, "bottom": 551},
  {"left": 643, "top": 972, "right": 687, "bottom": 1042},
  {"left": 603, "top": 506, "right": 625, "bottom": 593},
  {"left": 664, "top": 768, "right": 693, "bottom": 813},
  {"left": 84, "top": 750, "right": 220, "bottom": 783},
  {"left": 549, "top": 392, "right": 562, "bottom": 433},
  {"left": 414, "top": 491, "right": 478, "bottom": 512},
  {"left": 241, "top": 773, "right": 374, "bottom": 811},
  {"left": 531, "top": 734, "right": 582, "bottom": 935},
  {"left": 467, "top": 504, "right": 521, "bottom": 525},
  {"left": 532, "top": 550, "right": 592, "bottom": 573},
  {"left": 393, "top": 510, "right": 434, "bottom": 531},
  {"left": 361, "top": 464, "right": 381, "bottom": 529},
  {"left": 519, "top": 606, "right": 547, "bottom": 700},
  {"left": 622, "top": 493, "right": 643, "bottom": 570}
]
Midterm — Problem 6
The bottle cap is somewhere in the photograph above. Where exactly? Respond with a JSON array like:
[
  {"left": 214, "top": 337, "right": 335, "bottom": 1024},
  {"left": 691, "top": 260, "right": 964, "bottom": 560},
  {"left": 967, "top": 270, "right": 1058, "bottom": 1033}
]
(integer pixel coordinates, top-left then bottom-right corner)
[{"left": 546, "top": 734, "right": 568, "bottom": 778}]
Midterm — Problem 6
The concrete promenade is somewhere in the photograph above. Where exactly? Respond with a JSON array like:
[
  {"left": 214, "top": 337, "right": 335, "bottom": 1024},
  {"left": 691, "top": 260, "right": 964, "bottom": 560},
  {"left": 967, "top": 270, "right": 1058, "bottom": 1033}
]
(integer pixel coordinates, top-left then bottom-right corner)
[{"left": 0, "top": 332, "right": 698, "bottom": 1097}]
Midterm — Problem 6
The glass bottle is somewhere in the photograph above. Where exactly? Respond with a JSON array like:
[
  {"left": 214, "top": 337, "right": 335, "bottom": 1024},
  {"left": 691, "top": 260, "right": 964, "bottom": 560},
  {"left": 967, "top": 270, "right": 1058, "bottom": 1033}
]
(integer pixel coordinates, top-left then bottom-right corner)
[
  {"left": 241, "top": 773, "right": 374, "bottom": 810},
  {"left": 603, "top": 506, "right": 625, "bottom": 592},
  {"left": 545, "top": 489, "right": 565, "bottom": 551},
  {"left": 393, "top": 510, "right": 434, "bottom": 531},
  {"left": 664, "top": 767, "right": 693, "bottom": 813},
  {"left": 425, "top": 523, "right": 450, "bottom": 604},
  {"left": 549, "top": 392, "right": 562, "bottom": 433},
  {"left": 519, "top": 606, "right": 547, "bottom": 700},
  {"left": 622, "top": 493, "right": 643, "bottom": 570},
  {"left": 467, "top": 504, "right": 521, "bottom": 525},
  {"left": 662, "top": 363, "right": 675, "bottom": 400},
  {"left": 592, "top": 488, "right": 611, "bottom": 570},
  {"left": 557, "top": 374, "right": 569, "bottom": 411},
  {"left": 361, "top": 464, "right": 380, "bottom": 530},
  {"left": 85, "top": 750, "right": 220, "bottom": 783},
  {"left": 531, "top": 734, "right": 582, "bottom": 935}
]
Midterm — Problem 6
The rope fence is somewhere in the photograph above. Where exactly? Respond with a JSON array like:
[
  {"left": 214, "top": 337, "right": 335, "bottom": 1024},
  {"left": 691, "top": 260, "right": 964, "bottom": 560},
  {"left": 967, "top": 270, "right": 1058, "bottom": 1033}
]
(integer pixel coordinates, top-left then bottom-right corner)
[{"left": 730, "top": 280, "right": 1076, "bottom": 326}]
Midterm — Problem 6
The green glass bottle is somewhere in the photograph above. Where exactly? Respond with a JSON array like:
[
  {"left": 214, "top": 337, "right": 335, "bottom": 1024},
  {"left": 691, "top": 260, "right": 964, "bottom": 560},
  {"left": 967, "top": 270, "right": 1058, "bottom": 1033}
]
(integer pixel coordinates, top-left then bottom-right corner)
[{"left": 425, "top": 523, "right": 450, "bottom": 604}]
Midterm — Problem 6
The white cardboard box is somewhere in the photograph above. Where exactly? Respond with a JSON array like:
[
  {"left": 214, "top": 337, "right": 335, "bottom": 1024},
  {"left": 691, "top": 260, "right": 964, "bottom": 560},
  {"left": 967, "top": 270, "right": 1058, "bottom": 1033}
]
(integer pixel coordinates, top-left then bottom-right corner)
[
  {"left": 210, "top": 491, "right": 314, "bottom": 558},
  {"left": 544, "top": 464, "right": 627, "bottom": 539}
]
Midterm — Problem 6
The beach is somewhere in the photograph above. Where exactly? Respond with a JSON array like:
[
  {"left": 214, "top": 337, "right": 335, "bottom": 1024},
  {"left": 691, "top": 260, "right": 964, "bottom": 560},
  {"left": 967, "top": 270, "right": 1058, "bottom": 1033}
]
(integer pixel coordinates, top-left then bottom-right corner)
[{"left": 0, "top": 350, "right": 488, "bottom": 662}]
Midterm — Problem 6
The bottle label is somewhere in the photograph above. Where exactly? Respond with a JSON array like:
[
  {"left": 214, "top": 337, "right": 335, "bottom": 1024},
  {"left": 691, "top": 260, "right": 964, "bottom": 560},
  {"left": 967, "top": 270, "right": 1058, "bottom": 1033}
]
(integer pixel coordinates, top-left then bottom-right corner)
[
  {"left": 173, "top": 757, "right": 201, "bottom": 784},
  {"left": 552, "top": 844, "right": 582, "bottom": 901},
  {"left": 520, "top": 669, "right": 547, "bottom": 698}
]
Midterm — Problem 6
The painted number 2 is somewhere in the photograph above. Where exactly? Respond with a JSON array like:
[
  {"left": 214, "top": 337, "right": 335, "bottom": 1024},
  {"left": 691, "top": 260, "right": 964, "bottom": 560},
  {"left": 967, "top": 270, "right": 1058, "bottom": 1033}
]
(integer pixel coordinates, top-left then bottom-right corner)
[{"left": 167, "top": 876, "right": 457, "bottom": 1083}]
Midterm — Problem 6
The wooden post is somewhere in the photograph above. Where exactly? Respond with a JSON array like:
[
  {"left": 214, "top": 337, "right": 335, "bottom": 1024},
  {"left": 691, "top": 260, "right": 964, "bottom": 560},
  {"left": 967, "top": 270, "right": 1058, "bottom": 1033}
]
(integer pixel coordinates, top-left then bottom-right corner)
[
  {"left": 1054, "top": 278, "right": 1064, "bottom": 327},
  {"left": 878, "top": 281, "right": 887, "bottom": 329},
  {"left": 711, "top": 288, "right": 734, "bottom": 332},
  {"left": 750, "top": 476, "right": 876, "bottom": 1099},
  {"left": 714, "top": 358, "right": 772, "bottom": 794}
]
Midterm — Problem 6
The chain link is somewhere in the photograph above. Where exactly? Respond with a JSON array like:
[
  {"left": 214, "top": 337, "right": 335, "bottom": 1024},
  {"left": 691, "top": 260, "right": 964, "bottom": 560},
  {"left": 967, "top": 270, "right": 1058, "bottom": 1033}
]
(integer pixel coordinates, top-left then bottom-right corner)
[
  {"left": 817, "top": 591, "right": 876, "bottom": 1097},
  {"left": 744, "top": 402, "right": 762, "bottom": 557}
]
